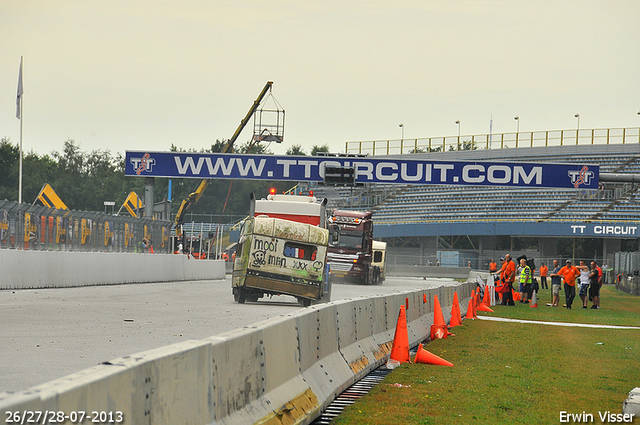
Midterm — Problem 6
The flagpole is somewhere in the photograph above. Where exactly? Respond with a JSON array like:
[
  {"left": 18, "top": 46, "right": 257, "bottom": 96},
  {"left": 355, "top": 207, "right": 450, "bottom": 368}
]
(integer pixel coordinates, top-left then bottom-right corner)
[{"left": 17, "top": 56, "right": 24, "bottom": 204}]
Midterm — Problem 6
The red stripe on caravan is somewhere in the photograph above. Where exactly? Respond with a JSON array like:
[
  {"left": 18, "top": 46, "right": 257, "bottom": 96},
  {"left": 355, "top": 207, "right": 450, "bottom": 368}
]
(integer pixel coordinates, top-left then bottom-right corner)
[{"left": 253, "top": 212, "right": 320, "bottom": 226}]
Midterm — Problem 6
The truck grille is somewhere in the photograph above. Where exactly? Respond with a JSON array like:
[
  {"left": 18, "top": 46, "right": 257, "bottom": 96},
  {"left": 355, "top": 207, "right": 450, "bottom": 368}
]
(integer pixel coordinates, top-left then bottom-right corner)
[{"left": 328, "top": 262, "right": 352, "bottom": 272}]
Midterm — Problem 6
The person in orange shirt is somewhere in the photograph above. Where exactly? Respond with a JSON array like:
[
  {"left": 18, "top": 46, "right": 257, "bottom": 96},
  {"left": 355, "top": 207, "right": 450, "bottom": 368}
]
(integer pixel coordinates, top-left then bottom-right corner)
[
  {"left": 539, "top": 263, "right": 548, "bottom": 289},
  {"left": 557, "top": 260, "right": 579, "bottom": 309},
  {"left": 489, "top": 259, "right": 498, "bottom": 274},
  {"left": 500, "top": 254, "right": 516, "bottom": 306}
]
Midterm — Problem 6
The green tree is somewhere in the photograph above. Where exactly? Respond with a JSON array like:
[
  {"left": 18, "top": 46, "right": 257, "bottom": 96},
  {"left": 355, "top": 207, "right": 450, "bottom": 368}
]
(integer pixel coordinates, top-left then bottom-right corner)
[
  {"left": 0, "top": 138, "right": 19, "bottom": 200},
  {"left": 449, "top": 140, "right": 477, "bottom": 151},
  {"left": 286, "top": 144, "right": 306, "bottom": 156},
  {"left": 311, "top": 144, "right": 330, "bottom": 156}
]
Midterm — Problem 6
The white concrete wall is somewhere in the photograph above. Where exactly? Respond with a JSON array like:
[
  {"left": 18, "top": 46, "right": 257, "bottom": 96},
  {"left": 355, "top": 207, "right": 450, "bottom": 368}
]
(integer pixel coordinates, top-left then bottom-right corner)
[
  {"left": 0, "top": 250, "right": 225, "bottom": 289},
  {"left": 0, "top": 282, "right": 474, "bottom": 425}
]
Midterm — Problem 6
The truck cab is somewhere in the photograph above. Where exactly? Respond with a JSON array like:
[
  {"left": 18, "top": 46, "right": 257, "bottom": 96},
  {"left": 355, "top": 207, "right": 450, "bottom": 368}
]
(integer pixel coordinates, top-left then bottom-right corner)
[{"left": 326, "top": 209, "right": 381, "bottom": 285}]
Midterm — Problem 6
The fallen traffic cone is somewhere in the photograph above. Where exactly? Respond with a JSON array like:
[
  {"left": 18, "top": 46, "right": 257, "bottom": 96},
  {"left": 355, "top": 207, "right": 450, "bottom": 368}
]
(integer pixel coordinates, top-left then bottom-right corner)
[
  {"left": 476, "top": 303, "right": 494, "bottom": 313},
  {"left": 430, "top": 324, "right": 448, "bottom": 340},
  {"left": 449, "top": 292, "right": 463, "bottom": 328},
  {"left": 388, "top": 305, "right": 411, "bottom": 364},
  {"left": 414, "top": 343, "right": 454, "bottom": 367},
  {"left": 530, "top": 290, "right": 538, "bottom": 308},
  {"left": 464, "top": 299, "right": 475, "bottom": 320}
]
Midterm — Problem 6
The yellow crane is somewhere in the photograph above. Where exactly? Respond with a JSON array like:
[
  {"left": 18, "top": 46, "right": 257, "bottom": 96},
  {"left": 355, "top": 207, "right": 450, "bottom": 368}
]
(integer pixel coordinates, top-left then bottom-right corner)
[{"left": 173, "top": 81, "right": 278, "bottom": 237}]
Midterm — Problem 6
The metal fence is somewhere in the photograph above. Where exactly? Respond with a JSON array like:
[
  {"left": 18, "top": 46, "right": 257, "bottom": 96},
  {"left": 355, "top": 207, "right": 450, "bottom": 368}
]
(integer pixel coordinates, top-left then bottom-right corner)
[
  {"left": 614, "top": 251, "right": 640, "bottom": 276},
  {"left": 346, "top": 127, "right": 640, "bottom": 156},
  {"left": 0, "top": 200, "right": 172, "bottom": 253}
]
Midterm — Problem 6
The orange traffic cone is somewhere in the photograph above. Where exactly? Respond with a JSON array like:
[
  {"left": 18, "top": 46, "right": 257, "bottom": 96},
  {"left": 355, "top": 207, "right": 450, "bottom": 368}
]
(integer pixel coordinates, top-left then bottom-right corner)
[
  {"left": 430, "top": 324, "right": 448, "bottom": 340},
  {"left": 476, "top": 303, "right": 494, "bottom": 313},
  {"left": 431, "top": 295, "right": 449, "bottom": 339},
  {"left": 414, "top": 343, "right": 454, "bottom": 367},
  {"left": 464, "top": 299, "right": 475, "bottom": 319},
  {"left": 530, "top": 290, "right": 538, "bottom": 308},
  {"left": 433, "top": 295, "right": 445, "bottom": 326},
  {"left": 449, "top": 292, "right": 463, "bottom": 328},
  {"left": 472, "top": 294, "right": 478, "bottom": 318},
  {"left": 482, "top": 286, "right": 491, "bottom": 306},
  {"left": 388, "top": 305, "right": 411, "bottom": 364}
]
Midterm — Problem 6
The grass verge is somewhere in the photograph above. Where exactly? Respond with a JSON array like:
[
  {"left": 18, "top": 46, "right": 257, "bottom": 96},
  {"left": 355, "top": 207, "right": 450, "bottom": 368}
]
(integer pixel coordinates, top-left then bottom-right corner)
[{"left": 333, "top": 285, "right": 640, "bottom": 425}]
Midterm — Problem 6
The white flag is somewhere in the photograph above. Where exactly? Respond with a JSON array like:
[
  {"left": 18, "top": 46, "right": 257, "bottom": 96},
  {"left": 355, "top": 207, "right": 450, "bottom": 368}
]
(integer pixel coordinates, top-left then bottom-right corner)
[{"left": 16, "top": 57, "right": 23, "bottom": 119}]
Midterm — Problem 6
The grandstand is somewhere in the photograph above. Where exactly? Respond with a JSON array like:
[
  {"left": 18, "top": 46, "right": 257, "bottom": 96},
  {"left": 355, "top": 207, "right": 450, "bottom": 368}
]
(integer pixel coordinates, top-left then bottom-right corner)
[{"left": 306, "top": 140, "right": 640, "bottom": 270}]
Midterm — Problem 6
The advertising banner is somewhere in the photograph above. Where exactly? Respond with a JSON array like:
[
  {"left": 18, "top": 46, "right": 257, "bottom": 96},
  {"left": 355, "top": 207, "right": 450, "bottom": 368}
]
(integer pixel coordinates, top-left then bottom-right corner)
[{"left": 125, "top": 151, "right": 599, "bottom": 189}]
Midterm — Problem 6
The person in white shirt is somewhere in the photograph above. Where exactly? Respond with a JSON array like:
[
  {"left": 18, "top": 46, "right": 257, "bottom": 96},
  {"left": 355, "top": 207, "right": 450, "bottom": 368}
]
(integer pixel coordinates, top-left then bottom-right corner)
[{"left": 577, "top": 260, "right": 591, "bottom": 309}]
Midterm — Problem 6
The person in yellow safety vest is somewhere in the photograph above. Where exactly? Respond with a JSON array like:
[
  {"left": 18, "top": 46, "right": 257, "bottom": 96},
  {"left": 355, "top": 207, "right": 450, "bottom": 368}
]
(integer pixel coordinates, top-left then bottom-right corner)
[{"left": 519, "top": 258, "right": 532, "bottom": 304}]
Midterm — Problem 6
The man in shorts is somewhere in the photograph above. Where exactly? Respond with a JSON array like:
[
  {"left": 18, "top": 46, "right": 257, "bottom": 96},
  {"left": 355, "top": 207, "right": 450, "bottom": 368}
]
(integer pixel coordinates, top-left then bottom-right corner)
[
  {"left": 589, "top": 261, "right": 602, "bottom": 309},
  {"left": 519, "top": 258, "right": 532, "bottom": 304},
  {"left": 577, "top": 260, "right": 591, "bottom": 309},
  {"left": 549, "top": 259, "right": 562, "bottom": 307}
]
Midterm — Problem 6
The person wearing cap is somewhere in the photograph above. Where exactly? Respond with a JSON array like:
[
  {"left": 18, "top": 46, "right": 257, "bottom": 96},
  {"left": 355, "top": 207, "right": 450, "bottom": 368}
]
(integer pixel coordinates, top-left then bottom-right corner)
[
  {"left": 557, "top": 260, "right": 579, "bottom": 309},
  {"left": 494, "top": 256, "right": 507, "bottom": 300}
]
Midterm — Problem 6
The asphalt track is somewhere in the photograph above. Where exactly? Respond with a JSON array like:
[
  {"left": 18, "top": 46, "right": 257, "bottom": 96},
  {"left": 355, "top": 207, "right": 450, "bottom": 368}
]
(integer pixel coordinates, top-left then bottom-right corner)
[{"left": 0, "top": 275, "right": 460, "bottom": 393}]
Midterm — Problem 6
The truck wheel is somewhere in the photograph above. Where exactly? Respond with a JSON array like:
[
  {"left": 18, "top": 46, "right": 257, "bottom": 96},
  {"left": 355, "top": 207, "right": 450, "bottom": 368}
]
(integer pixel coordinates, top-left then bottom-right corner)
[
  {"left": 237, "top": 287, "right": 246, "bottom": 304},
  {"left": 300, "top": 298, "right": 312, "bottom": 307},
  {"left": 371, "top": 266, "right": 380, "bottom": 285}
]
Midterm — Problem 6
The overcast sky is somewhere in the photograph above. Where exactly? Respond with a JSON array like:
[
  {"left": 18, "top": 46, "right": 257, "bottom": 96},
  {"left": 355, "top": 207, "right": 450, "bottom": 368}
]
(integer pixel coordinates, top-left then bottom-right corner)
[{"left": 1, "top": 0, "right": 639, "bottom": 158}]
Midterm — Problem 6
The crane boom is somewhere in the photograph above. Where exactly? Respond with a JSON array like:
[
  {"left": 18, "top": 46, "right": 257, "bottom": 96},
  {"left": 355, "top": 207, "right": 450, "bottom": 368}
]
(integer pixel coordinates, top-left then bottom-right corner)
[{"left": 173, "top": 81, "right": 274, "bottom": 236}]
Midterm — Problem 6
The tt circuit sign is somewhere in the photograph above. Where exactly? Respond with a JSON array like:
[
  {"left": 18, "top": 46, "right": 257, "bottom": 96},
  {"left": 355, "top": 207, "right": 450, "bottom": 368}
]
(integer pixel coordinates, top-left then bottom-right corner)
[
  {"left": 125, "top": 151, "right": 599, "bottom": 189},
  {"left": 570, "top": 224, "right": 638, "bottom": 236}
]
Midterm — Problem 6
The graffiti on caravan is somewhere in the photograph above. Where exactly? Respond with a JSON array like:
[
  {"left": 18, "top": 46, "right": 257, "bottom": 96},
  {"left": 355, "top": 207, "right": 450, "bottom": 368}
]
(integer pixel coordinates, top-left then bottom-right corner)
[{"left": 125, "top": 151, "right": 600, "bottom": 189}]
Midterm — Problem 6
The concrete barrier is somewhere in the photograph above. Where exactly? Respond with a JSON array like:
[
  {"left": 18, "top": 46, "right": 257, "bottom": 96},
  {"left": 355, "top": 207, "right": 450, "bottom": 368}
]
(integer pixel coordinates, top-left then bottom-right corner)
[
  {"left": 0, "top": 281, "right": 474, "bottom": 424},
  {"left": 0, "top": 250, "right": 226, "bottom": 289},
  {"left": 623, "top": 387, "right": 640, "bottom": 417}
]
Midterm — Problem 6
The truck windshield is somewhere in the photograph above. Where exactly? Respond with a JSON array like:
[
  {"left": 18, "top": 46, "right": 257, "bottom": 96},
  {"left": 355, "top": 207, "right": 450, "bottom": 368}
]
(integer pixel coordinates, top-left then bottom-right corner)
[{"left": 330, "top": 229, "right": 364, "bottom": 249}]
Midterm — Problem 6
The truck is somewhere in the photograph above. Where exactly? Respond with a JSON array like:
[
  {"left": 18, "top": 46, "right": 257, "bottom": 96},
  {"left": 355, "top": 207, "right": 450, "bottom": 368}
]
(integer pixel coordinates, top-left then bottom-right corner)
[
  {"left": 232, "top": 192, "right": 330, "bottom": 306},
  {"left": 326, "top": 209, "right": 383, "bottom": 285},
  {"left": 372, "top": 240, "right": 387, "bottom": 282}
]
